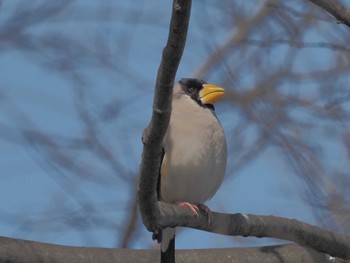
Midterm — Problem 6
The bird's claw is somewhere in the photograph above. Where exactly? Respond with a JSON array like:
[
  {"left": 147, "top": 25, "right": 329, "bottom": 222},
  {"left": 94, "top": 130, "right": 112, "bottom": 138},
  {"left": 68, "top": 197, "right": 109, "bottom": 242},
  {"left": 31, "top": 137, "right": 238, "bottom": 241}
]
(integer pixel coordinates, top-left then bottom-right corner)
[
  {"left": 197, "top": 203, "right": 213, "bottom": 224},
  {"left": 175, "top": 202, "right": 213, "bottom": 224},
  {"left": 175, "top": 201, "right": 200, "bottom": 216}
]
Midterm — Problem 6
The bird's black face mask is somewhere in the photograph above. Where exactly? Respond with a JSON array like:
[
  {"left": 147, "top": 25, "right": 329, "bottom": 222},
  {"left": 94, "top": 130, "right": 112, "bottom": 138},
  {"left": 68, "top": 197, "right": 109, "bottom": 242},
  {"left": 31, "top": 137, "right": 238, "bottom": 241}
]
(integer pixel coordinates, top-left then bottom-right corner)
[{"left": 179, "top": 78, "right": 215, "bottom": 110}]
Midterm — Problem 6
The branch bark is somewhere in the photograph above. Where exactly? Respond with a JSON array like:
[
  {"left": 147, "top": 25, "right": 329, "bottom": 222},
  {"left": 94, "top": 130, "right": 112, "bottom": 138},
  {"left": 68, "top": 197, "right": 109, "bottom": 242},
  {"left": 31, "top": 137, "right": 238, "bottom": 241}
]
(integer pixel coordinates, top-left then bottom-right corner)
[
  {"left": 138, "top": 0, "right": 192, "bottom": 233},
  {"left": 136, "top": 0, "right": 350, "bottom": 260},
  {"left": 309, "top": 0, "right": 350, "bottom": 27},
  {"left": 157, "top": 202, "right": 350, "bottom": 260},
  {"left": 0, "top": 236, "right": 348, "bottom": 263}
]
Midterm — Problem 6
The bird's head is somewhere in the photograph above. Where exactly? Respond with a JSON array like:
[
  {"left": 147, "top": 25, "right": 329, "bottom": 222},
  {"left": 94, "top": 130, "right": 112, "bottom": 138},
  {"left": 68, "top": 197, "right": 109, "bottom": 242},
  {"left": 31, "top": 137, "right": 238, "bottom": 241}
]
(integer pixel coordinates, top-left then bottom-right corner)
[{"left": 178, "top": 78, "right": 225, "bottom": 110}]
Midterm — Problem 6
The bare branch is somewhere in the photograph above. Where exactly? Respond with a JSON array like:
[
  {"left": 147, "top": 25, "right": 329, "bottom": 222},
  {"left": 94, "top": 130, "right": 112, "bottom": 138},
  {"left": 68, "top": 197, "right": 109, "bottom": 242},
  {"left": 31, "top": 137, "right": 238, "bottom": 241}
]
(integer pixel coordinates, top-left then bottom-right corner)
[
  {"left": 309, "top": 0, "right": 350, "bottom": 27},
  {"left": 0, "top": 236, "right": 347, "bottom": 263},
  {"left": 138, "top": 0, "right": 192, "bottom": 233},
  {"left": 120, "top": 182, "right": 139, "bottom": 248},
  {"left": 158, "top": 203, "right": 350, "bottom": 260}
]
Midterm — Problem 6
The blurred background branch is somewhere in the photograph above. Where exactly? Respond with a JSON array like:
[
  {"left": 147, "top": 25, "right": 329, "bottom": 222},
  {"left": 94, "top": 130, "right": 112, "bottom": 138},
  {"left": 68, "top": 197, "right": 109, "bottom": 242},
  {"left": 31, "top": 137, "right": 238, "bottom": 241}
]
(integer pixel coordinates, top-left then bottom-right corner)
[{"left": 0, "top": 0, "right": 349, "bottom": 256}]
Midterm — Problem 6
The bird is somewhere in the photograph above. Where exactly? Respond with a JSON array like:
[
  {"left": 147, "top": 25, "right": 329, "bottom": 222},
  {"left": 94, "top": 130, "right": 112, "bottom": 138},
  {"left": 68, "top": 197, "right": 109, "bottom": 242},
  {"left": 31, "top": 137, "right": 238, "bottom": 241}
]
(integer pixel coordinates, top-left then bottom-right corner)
[{"left": 156, "top": 78, "right": 227, "bottom": 263}]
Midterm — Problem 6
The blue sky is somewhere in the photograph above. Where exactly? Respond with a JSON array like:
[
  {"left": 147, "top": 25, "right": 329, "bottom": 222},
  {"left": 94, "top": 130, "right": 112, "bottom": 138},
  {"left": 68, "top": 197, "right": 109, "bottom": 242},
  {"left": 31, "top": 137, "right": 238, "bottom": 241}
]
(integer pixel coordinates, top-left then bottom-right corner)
[{"left": 1, "top": 0, "right": 348, "bottom": 251}]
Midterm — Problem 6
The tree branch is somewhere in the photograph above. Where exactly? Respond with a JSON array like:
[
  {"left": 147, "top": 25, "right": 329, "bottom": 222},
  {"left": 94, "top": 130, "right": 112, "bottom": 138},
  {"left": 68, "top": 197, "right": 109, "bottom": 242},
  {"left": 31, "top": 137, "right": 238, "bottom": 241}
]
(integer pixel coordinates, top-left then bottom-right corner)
[
  {"left": 137, "top": 0, "right": 192, "bottom": 233},
  {"left": 1, "top": 236, "right": 347, "bottom": 263},
  {"left": 137, "top": 0, "right": 350, "bottom": 260},
  {"left": 309, "top": 0, "right": 350, "bottom": 27},
  {"left": 158, "top": 202, "right": 350, "bottom": 260}
]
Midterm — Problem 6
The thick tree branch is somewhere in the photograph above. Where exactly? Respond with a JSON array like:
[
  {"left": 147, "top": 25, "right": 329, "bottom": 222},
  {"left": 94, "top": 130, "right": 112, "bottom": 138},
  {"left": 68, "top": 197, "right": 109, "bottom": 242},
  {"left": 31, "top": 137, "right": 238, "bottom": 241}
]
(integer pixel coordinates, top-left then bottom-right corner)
[
  {"left": 0, "top": 236, "right": 347, "bottom": 263},
  {"left": 138, "top": 0, "right": 192, "bottom": 233},
  {"left": 309, "top": 0, "right": 350, "bottom": 27},
  {"left": 157, "top": 202, "right": 350, "bottom": 260},
  {"left": 137, "top": 0, "right": 350, "bottom": 260}
]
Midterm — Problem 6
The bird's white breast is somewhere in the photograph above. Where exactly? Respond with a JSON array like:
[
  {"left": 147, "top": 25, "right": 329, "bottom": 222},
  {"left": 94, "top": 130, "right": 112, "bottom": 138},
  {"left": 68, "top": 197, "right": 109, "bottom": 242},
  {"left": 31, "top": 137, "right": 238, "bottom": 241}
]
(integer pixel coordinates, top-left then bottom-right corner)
[{"left": 160, "top": 95, "right": 227, "bottom": 203}]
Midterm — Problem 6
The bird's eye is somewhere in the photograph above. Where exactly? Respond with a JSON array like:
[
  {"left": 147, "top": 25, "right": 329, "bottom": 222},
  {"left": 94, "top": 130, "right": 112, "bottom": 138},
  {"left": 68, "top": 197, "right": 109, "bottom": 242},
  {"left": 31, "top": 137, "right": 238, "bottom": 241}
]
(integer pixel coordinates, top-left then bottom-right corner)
[{"left": 187, "top": 87, "right": 194, "bottom": 93}]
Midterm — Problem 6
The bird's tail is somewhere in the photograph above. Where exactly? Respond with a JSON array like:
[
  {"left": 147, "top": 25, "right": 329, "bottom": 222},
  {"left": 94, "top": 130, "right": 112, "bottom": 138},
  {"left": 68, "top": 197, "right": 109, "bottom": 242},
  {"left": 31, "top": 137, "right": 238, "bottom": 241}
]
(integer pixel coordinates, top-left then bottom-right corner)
[{"left": 161, "top": 228, "right": 175, "bottom": 263}]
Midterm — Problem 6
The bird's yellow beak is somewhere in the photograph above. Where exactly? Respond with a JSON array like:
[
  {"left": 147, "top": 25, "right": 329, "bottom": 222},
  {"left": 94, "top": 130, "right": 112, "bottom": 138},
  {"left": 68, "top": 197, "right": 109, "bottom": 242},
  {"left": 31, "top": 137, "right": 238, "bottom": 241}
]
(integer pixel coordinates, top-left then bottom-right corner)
[{"left": 199, "top": 84, "right": 225, "bottom": 105}]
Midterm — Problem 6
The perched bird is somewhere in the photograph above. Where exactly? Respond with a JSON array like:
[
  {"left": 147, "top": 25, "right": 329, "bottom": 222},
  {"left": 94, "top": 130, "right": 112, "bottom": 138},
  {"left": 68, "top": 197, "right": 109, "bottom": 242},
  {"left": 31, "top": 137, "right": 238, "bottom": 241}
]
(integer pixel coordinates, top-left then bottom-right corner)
[{"left": 157, "top": 78, "right": 227, "bottom": 263}]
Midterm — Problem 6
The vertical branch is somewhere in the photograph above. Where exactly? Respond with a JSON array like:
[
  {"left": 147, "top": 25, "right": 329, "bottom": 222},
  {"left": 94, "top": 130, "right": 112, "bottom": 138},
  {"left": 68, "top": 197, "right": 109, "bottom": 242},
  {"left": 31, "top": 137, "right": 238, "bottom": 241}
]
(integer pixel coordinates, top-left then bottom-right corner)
[{"left": 138, "top": 0, "right": 192, "bottom": 232}]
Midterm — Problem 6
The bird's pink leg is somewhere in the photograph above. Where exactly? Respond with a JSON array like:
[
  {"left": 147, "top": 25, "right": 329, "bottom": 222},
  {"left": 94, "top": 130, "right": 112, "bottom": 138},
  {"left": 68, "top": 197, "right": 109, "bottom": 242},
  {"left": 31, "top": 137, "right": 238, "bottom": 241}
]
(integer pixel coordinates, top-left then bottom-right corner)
[
  {"left": 175, "top": 202, "right": 213, "bottom": 223},
  {"left": 175, "top": 201, "right": 200, "bottom": 216}
]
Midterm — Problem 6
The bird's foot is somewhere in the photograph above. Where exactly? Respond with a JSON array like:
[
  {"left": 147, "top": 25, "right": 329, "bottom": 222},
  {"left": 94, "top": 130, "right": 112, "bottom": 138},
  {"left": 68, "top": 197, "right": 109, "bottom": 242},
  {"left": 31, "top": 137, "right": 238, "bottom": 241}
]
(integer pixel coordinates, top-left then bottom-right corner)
[
  {"left": 175, "top": 201, "right": 200, "bottom": 216},
  {"left": 196, "top": 203, "right": 213, "bottom": 224},
  {"left": 175, "top": 202, "right": 213, "bottom": 224}
]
